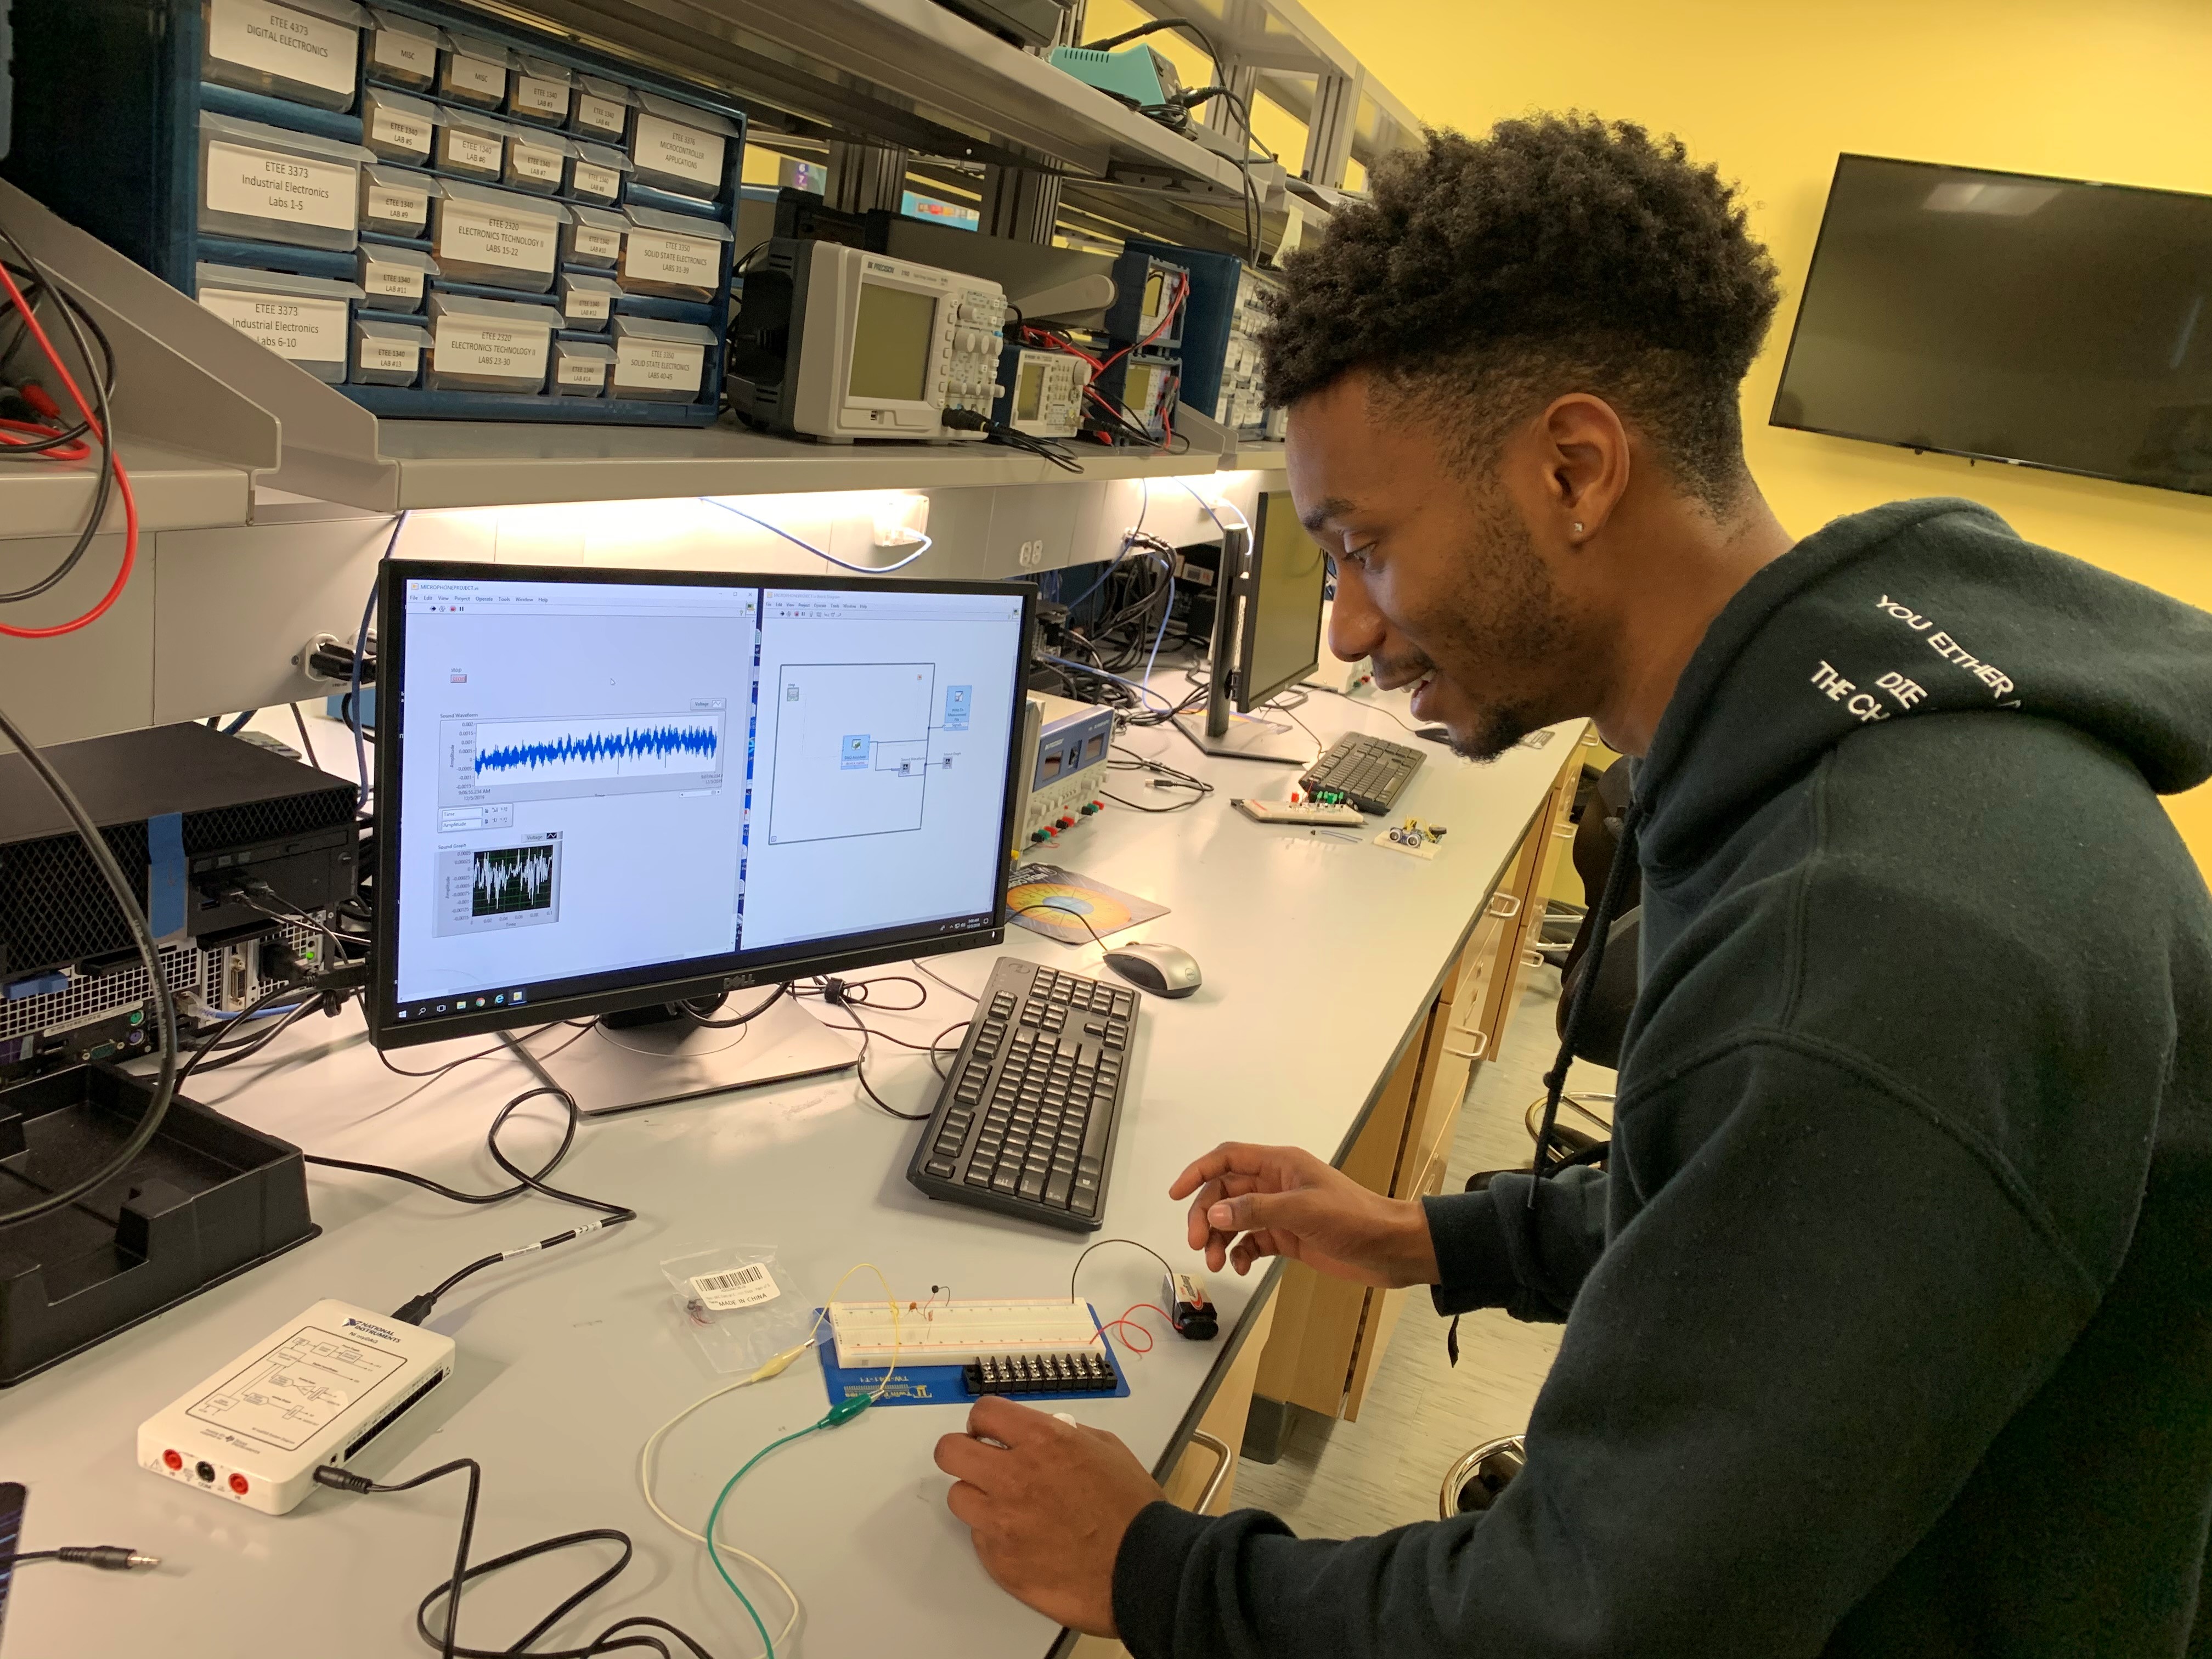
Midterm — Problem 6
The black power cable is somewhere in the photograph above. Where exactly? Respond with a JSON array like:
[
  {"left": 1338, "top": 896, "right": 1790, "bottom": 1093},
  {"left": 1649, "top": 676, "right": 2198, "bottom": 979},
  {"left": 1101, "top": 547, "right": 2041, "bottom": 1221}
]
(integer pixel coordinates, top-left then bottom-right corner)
[
  {"left": 312, "top": 1459, "right": 719, "bottom": 1659},
  {"left": 0, "top": 696, "right": 179, "bottom": 1228}
]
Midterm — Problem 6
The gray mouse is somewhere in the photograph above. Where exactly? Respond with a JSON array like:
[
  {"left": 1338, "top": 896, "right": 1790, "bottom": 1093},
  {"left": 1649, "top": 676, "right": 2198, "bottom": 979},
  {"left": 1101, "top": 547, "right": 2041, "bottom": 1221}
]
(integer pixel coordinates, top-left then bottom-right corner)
[{"left": 1101, "top": 940, "right": 1202, "bottom": 998}]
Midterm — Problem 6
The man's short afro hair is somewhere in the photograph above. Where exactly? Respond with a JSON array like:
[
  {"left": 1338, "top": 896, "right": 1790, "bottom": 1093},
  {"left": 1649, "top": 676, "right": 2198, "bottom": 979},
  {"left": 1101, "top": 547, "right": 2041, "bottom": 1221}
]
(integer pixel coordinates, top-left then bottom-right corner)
[{"left": 1261, "top": 115, "right": 1782, "bottom": 512}]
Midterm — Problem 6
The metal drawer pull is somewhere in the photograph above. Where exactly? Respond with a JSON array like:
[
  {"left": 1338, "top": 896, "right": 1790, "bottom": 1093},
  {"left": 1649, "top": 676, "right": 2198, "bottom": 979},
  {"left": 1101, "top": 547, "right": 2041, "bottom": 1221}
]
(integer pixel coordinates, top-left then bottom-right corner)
[
  {"left": 1443, "top": 1032, "right": 1489, "bottom": 1060},
  {"left": 1188, "top": 1430, "right": 1235, "bottom": 1514},
  {"left": 1553, "top": 823, "right": 1578, "bottom": 839},
  {"left": 1486, "top": 892, "right": 1522, "bottom": 920},
  {"left": 1521, "top": 949, "right": 1546, "bottom": 970}
]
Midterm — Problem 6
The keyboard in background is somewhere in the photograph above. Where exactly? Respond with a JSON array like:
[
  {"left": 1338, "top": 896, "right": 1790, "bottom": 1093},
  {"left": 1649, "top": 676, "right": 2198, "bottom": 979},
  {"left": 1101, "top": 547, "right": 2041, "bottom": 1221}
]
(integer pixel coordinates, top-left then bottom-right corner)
[
  {"left": 905, "top": 957, "right": 1136, "bottom": 1232},
  {"left": 1300, "top": 731, "right": 1427, "bottom": 815}
]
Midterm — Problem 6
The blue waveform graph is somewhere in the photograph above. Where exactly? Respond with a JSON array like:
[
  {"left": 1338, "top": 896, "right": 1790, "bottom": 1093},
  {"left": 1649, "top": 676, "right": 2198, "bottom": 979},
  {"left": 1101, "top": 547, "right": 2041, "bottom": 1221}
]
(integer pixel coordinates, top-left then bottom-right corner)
[{"left": 455, "top": 711, "right": 726, "bottom": 802}]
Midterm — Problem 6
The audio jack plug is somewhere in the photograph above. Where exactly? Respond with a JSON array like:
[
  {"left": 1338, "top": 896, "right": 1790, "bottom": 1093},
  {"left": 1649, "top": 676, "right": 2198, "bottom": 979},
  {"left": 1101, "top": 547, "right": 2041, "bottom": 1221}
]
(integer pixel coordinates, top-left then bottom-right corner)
[{"left": 8, "top": 1545, "right": 161, "bottom": 1570}]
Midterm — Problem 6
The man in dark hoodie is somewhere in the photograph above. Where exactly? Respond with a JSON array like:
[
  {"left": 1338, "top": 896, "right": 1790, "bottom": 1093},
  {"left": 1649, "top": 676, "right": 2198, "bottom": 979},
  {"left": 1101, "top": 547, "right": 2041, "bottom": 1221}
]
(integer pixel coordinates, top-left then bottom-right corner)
[{"left": 933, "top": 116, "right": 2212, "bottom": 1655}]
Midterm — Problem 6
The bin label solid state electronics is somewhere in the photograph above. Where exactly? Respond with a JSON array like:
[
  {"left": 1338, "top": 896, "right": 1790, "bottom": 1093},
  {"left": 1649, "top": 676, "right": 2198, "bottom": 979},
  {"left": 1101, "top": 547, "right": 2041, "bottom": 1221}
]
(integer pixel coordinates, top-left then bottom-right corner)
[
  {"left": 624, "top": 228, "right": 716, "bottom": 289},
  {"left": 206, "top": 143, "right": 356, "bottom": 232},
  {"left": 614, "top": 336, "right": 704, "bottom": 396},
  {"left": 369, "top": 103, "right": 432, "bottom": 159},
  {"left": 632, "top": 113, "right": 723, "bottom": 190},
  {"left": 440, "top": 202, "right": 559, "bottom": 278},
  {"left": 200, "top": 290, "right": 349, "bottom": 361},
  {"left": 207, "top": 0, "right": 359, "bottom": 98},
  {"left": 436, "top": 317, "right": 552, "bottom": 379}
]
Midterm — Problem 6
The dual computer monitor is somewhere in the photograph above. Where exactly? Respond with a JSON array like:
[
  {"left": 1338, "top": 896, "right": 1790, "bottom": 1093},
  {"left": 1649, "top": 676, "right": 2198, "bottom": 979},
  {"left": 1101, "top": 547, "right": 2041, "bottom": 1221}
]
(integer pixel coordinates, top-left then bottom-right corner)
[
  {"left": 1175, "top": 490, "right": 1329, "bottom": 763},
  {"left": 369, "top": 564, "right": 1034, "bottom": 1049}
]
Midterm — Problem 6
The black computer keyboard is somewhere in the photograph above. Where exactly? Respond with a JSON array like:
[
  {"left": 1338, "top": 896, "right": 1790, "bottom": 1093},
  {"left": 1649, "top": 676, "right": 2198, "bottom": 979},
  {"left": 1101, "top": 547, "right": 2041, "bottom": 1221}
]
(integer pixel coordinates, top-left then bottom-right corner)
[
  {"left": 1300, "top": 731, "right": 1427, "bottom": 815},
  {"left": 905, "top": 957, "right": 1136, "bottom": 1232}
]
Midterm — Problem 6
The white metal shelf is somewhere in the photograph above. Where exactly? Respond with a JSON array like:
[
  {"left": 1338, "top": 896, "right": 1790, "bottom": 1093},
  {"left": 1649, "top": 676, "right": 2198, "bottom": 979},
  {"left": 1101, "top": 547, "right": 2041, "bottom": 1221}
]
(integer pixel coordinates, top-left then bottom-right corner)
[{"left": 0, "top": 438, "right": 253, "bottom": 542}]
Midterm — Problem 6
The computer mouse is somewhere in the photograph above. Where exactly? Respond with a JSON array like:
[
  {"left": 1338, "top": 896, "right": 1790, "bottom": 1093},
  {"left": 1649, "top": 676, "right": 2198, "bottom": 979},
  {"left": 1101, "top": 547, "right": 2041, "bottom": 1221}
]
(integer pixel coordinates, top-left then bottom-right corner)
[{"left": 1101, "top": 941, "right": 1202, "bottom": 998}]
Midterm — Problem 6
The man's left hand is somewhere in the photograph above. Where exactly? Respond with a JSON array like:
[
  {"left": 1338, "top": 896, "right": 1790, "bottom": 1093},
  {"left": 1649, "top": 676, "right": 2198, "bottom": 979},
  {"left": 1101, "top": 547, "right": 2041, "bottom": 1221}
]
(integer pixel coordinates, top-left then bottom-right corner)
[{"left": 934, "top": 1393, "right": 1166, "bottom": 1635}]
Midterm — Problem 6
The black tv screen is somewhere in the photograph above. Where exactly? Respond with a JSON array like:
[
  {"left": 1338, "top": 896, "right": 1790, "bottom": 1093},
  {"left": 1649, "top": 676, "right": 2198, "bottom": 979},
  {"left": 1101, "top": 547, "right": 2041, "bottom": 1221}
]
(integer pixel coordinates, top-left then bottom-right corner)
[{"left": 1772, "top": 155, "right": 2212, "bottom": 497}]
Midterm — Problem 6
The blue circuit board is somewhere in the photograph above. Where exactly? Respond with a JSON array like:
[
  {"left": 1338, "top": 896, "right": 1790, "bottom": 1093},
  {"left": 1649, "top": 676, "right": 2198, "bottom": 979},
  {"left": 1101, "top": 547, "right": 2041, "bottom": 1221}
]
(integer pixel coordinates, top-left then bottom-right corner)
[{"left": 812, "top": 1305, "right": 1132, "bottom": 1409}]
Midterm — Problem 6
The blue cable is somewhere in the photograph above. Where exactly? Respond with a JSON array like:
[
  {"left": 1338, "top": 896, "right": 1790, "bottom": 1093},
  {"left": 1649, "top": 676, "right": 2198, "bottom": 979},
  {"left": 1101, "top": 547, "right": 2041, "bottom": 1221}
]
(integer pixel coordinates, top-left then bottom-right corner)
[
  {"left": 1042, "top": 653, "right": 1175, "bottom": 715},
  {"left": 217, "top": 710, "right": 257, "bottom": 736},
  {"left": 701, "top": 499, "right": 933, "bottom": 573}
]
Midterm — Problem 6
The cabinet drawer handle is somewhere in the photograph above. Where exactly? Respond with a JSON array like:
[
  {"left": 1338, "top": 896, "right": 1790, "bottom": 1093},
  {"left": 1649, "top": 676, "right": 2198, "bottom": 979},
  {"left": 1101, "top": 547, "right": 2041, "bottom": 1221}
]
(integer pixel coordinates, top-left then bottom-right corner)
[
  {"left": 1188, "top": 1430, "right": 1235, "bottom": 1514},
  {"left": 1486, "top": 892, "right": 1522, "bottom": 920},
  {"left": 1552, "top": 823, "right": 1578, "bottom": 840},
  {"left": 1520, "top": 949, "right": 1546, "bottom": 970},
  {"left": 1443, "top": 1031, "right": 1489, "bottom": 1061}
]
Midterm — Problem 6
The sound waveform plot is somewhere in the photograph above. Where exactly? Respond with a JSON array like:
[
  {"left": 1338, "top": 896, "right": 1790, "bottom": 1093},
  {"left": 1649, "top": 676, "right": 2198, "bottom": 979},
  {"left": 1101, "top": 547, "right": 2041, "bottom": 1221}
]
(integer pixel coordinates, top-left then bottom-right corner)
[{"left": 446, "top": 710, "right": 726, "bottom": 805}]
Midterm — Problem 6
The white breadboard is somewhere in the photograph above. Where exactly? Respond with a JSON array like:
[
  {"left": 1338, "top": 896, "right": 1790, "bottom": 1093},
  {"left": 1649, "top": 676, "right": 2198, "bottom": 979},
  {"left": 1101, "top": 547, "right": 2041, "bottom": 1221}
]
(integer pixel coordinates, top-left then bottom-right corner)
[{"left": 827, "top": 1297, "right": 1101, "bottom": 1368}]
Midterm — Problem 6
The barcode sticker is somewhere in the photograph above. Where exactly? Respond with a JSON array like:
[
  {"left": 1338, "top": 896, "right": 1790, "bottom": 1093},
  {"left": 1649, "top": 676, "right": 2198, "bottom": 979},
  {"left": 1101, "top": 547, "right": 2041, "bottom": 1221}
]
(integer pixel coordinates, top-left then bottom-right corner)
[{"left": 689, "top": 1263, "right": 778, "bottom": 1311}]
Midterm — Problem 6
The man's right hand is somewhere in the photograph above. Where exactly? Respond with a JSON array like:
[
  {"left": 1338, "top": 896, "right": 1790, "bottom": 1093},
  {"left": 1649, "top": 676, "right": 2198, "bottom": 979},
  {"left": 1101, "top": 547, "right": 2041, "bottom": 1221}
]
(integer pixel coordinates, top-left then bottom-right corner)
[{"left": 1170, "top": 1143, "right": 1441, "bottom": 1288}]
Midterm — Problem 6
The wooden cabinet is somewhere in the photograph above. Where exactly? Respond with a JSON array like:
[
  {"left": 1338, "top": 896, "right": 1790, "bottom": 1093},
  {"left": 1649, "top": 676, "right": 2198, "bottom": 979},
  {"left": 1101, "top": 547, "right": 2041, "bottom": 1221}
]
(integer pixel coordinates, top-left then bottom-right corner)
[{"left": 1249, "top": 735, "right": 1588, "bottom": 1426}]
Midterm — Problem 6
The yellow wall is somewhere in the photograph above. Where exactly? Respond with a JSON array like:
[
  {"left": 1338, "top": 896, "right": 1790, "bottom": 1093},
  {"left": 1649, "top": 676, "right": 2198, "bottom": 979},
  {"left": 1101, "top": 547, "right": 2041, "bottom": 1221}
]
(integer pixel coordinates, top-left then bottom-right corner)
[{"left": 1291, "top": 0, "right": 2212, "bottom": 864}]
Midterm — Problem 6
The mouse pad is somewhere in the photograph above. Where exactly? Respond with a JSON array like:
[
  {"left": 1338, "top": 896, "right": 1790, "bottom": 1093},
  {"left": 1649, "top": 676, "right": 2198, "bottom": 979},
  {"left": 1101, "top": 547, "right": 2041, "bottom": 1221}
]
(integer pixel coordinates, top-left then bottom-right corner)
[{"left": 1006, "top": 865, "right": 1167, "bottom": 945}]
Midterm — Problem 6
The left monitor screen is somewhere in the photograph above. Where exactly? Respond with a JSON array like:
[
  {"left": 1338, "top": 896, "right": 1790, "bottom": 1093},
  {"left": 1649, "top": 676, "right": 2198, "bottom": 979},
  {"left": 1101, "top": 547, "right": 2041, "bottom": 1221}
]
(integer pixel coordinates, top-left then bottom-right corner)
[{"left": 381, "top": 568, "right": 1028, "bottom": 1040}]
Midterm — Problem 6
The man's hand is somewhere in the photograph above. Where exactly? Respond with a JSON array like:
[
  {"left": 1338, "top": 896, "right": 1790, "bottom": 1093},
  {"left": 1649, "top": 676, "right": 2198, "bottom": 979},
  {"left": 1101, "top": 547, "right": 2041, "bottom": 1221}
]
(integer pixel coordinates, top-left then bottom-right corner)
[
  {"left": 1171, "top": 1142, "right": 1441, "bottom": 1286},
  {"left": 934, "top": 1395, "right": 1164, "bottom": 1635}
]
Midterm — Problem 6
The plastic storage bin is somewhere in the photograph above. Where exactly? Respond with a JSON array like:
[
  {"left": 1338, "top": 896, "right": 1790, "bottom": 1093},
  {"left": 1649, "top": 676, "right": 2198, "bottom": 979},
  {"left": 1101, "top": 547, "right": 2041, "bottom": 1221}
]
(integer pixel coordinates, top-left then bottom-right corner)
[
  {"left": 362, "top": 84, "right": 436, "bottom": 164},
  {"left": 554, "top": 336, "right": 614, "bottom": 396},
  {"left": 197, "top": 261, "right": 361, "bottom": 382},
  {"left": 567, "top": 140, "right": 631, "bottom": 205},
  {"left": 360, "top": 163, "right": 441, "bottom": 236},
  {"left": 434, "top": 105, "right": 506, "bottom": 180},
  {"left": 198, "top": 111, "right": 373, "bottom": 252},
  {"left": 503, "top": 127, "right": 573, "bottom": 195},
  {"left": 610, "top": 314, "right": 715, "bottom": 402},
  {"left": 431, "top": 179, "right": 566, "bottom": 292},
  {"left": 562, "top": 202, "right": 626, "bottom": 269},
  {"left": 354, "top": 315, "right": 428, "bottom": 383},
  {"left": 425, "top": 291, "right": 559, "bottom": 391},
  {"left": 438, "top": 28, "right": 511, "bottom": 107},
  {"left": 558, "top": 270, "right": 619, "bottom": 330},
  {"left": 358, "top": 241, "right": 437, "bottom": 311},
  {"left": 617, "top": 204, "right": 731, "bottom": 302},
  {"left": 626, "top": 91, "right": 736, "bottom": 202},
  {"left": 364, "top": 7, "right": 437, "bottom": 89},
  {"left": 571, "top": 74, "right": 631, "bottom": 143},
  {"left": 200, "top": 0, "right": 366, "bottom": 114},
  {"left": 507, "top": 54, "right": 572, "bottom": 125}
]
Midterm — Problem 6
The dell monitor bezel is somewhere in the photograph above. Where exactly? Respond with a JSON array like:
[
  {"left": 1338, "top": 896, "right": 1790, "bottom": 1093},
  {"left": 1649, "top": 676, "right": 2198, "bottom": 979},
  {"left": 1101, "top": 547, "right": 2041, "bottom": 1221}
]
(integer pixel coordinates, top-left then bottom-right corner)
[{"left": 368, "top": 558, "right": 1036, "bottom": 1051}]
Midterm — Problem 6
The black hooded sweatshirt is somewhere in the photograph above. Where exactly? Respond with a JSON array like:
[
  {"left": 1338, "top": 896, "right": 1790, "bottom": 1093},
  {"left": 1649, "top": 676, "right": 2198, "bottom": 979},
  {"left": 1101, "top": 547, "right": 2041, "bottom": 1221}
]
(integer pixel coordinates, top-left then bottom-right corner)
[{"left": 1110, "top": 499, "right": 2212, "bottom": 1657}]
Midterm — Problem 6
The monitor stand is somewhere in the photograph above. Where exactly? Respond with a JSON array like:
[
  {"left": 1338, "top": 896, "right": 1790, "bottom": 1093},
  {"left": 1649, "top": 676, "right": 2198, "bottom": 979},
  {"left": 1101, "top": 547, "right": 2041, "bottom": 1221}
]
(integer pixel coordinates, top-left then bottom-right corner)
[
  {"left": 500, "top": 995, "right": 857, "bottom": 1119},
  {"left": 1172, "top": 707, "right": 1311, "bottom": 765}
]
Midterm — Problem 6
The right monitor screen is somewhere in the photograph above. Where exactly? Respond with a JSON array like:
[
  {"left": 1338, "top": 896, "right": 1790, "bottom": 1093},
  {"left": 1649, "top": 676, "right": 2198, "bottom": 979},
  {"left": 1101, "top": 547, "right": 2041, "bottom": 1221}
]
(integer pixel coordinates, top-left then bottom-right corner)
[
  {"left": 1773, "top": 154, "right": 2212, "bottom": 497},
  {"left": 1240, "top": 490, "right": 1327, "bottom": 710}
]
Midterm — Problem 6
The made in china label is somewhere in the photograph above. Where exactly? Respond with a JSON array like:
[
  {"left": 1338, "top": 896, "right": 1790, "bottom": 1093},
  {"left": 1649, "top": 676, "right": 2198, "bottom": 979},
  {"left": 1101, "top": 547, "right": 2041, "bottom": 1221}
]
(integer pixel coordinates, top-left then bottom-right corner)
[
  {"left": 630, "top": 112, "right": 723, "bottom": 188},
  {"left": 358, "top": 334, "right": 421, "bottom": 376},
  {"left": 368, "top": 104, "right": 432, "bottom": 159},
  {"left": 444, "top": 52, "right": 506, "bottom": 101},
  {"left": 623, "top": 229, "right": 718, "bottom": 290},
  {"left": 369, "top": 21, "right": 437, "bottom": 78},
  {"left": 441, "top": 128, "right": 503, "bottom": 175},
  {"left": 569, "top": 160, "right": 621, "bottom": 199},
  {"left": 509, "top": 142, "right": 565, "bottom": 185},
  {"left": 437, "top": 200, "right": 558, "bottom": 273},
  {"left": 613, "top": 336, "right": 705, "bottom": 396},
  {"left": 364, "top": 182, "right": 429, "bottom": 229},
  {"left": 200, "top": 288, "right": 347, "bottom": 362},
  {"left": 205, "top": 141, "right": 355, "bottom": 231},
  {"left": 206, "top": 0, "right": 357, "bottom": 95},
  {"left": 568, "top": 223, "right": 623, "bottom": 263},
  {"left": 364, "top": 259, "right": 425, "bottom": 301},
  {"left": 513, "top": 75, "right": 569, "bottom": 118},
  {"left": 433, "top": 316, "right": 550, "bottom": 380}
]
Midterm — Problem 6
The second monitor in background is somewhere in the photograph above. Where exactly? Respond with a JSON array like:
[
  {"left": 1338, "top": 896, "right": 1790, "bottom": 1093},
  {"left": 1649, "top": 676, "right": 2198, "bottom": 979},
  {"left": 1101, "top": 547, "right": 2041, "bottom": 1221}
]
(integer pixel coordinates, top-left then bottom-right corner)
[{"left": 1175, "top": 491, "right": 1327, "bottom": 764}]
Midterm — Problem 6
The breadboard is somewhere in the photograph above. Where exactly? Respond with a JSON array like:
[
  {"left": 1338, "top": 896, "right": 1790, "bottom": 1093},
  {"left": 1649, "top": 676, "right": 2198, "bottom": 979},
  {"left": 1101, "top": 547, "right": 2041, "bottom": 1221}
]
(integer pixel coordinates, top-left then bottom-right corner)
[{"left": 827, "top": 1296, "right": 1104, "bottom": 1368}]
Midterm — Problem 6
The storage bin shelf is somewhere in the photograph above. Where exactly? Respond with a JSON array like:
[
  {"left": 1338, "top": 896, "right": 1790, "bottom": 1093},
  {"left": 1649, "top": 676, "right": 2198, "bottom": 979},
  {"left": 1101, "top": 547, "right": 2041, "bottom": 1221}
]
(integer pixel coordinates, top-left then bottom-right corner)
[{"left": 0, "top": 437, "right": 255, "bottom": 542}]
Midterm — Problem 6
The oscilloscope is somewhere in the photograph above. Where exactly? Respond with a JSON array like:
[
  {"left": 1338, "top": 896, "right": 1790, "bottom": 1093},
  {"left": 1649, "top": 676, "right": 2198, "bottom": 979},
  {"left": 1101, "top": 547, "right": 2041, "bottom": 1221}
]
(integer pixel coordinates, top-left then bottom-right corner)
[
  {"left": 727, "top": 238, "right": 1008, "bottom": 443},
  {"left": 370, "top": 562, "right": 1034, "bottom": 1049}
]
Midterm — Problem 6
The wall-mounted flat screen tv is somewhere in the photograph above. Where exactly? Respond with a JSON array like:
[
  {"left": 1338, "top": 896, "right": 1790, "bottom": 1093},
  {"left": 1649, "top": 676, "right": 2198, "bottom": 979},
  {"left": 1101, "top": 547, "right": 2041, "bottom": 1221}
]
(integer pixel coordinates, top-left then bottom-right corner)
[{"left": 1771, "top": 154, "right": 2212, "bottom": 498}]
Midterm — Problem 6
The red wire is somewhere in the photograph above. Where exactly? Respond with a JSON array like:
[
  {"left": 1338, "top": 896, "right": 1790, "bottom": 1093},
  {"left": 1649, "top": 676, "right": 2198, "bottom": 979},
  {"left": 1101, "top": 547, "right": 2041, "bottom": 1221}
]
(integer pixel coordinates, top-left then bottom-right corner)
[
  {"left": 0, "top": 417, "right": 91, "bottom": 463},
  {"left": 1092, "top": 1301, "right": 1173, "bottom": 1358},
  {"left": 0, "top": 260, "right": 139, "bottom": 639}
]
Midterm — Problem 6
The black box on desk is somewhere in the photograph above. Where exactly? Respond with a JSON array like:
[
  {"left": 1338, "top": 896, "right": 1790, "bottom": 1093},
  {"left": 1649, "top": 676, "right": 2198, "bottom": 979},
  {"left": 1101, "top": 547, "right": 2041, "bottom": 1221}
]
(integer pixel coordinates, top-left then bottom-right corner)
[
  {"left": 0, "top": 0, "right": 744, "bottom": 425},
  {"left": 0, "top": 1065, "right": 318, "bottom": 1386}
]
